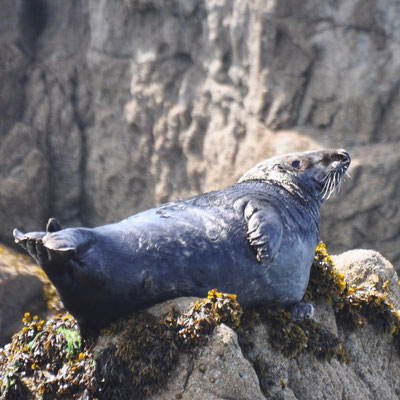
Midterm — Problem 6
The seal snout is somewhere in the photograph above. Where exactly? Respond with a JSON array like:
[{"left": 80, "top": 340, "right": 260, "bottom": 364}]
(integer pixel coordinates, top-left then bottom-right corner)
[
  {"left": 334, "top": 149, "right": 351, "bottom": 169},
  {"left": 326, "top": 148, "right": 351, "bottom": 172},
  {"left": 319, "top": 148, "right": 351, "bottom": 201}
]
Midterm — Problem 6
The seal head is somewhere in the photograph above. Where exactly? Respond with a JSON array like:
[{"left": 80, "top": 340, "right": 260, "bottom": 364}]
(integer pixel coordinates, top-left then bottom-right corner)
[
  {"left": 239, "top": 148, "right": 351, "bottom": 201},
  {"left": 14, "top": 149, "right": 350, "bottom": 330}
]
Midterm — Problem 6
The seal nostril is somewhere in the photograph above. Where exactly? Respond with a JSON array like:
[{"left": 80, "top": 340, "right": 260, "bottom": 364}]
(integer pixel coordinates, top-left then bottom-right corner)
[{"left": 333, "top": 149, "right": 350, "bottom": 164}]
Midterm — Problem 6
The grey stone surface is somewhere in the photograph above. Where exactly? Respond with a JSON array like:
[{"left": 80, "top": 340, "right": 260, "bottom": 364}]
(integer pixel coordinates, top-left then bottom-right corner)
[
  {"left": 148, "top": 324, "right": 265, "bottom": 400},
  {"left": 1, "top": 0, "right": 400, "bottom": 270},
  {"left": 146, "top": 249, "right": 400, "bottom": 399},
  {"left": 333, "top": 249, "right": 400, "bottom": 308}
]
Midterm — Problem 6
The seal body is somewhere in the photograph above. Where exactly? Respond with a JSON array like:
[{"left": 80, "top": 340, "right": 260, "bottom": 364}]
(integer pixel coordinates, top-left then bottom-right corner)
[{"left": 14, "top": 149, "right": 350, "bottom": 329}]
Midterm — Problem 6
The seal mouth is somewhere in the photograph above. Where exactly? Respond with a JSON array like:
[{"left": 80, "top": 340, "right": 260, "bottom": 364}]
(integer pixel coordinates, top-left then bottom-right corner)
[{"left": 320, "top": 150, "right": 351, "bottom": 201}]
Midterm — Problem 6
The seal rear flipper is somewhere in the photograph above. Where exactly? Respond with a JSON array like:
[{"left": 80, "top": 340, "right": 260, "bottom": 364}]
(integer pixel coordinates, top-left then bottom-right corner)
[
  {"left": 14, "top": 228, "right": 47, "bottom": 264},
  {"left": 13, "top": 228, "right": 76, "bottom": 267},
  {"left": 13, "top": 218, "right": 62, "bottom": 257},
  {"left": 244, "top": 201, "right": 283, "bottom": 266}
]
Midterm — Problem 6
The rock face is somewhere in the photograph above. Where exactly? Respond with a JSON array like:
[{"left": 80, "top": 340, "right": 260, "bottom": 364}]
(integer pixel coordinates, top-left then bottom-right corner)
[{"left": 1, "top": 0, "right": 400, "bottom": 267}]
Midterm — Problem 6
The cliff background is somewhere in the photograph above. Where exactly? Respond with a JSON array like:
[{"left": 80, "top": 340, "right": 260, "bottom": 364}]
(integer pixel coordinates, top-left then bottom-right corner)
[{"left": 1, "top": 0, "right": 400, "bottom": 268}]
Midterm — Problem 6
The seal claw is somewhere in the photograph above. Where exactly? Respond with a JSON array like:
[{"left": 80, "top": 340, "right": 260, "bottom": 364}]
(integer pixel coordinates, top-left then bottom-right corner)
[
  {"left": 46, "top": 218, "right": 62, "bottom": 233},
  {"left": 13, "top": 228, "right": 25, "bottom": 245},
  {"left": 290, "top": 302, "right": 314, "bottom": 320}
]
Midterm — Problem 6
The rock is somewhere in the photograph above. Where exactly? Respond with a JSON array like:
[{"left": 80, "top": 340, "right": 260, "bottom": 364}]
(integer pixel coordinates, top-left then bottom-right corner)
[
  {"left": 2, "top": 248, "right": 400, "bottom": 399},
  {"left": 148, "top": 324, "right": 265, "bottom": 400},
  {"left": 75, "top": 248, "right": 400, "bottom": 399},
  {"left": 332, "top": 249, "right": 400, "bottom": 308},
  {"left": 0, "top": 246, "right": 47, "bottom": 346},
  {"left": 1, "top": 0, "right": 400, "bottom": 275},
  {"left": 238, "top": 248, "right": 400, "bottom": 400}
]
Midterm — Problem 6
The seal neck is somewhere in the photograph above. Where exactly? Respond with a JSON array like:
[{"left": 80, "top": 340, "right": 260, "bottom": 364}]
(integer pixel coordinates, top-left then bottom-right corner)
[
  {"left": 265, "top": 177, "right": 322, "bottom": 209},
  {"left": 260, "top": 178, "right": 322, "bottom": 237}
]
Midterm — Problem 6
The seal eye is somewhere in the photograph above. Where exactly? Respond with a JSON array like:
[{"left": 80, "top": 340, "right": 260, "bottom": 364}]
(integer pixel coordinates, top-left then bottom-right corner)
[{"left": 291, "top": 160, "right": 301, "bottom": 169}]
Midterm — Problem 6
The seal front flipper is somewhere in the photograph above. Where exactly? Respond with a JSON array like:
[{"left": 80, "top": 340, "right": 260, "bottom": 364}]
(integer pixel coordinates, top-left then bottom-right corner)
[{"left": 244, "top": 201, "right": 283, "bottom": 265}]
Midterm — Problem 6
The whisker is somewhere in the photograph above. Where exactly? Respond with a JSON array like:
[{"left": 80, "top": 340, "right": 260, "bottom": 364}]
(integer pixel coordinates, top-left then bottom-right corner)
[
  {"left": 326, "top": 176, "right": 335, "bottom": 200},
  {"left": 321, "top": 173, "right": 334, "bottom": 200},
  {"left": 321, "top": 177, "right": 329, "bottom": 200},
  {"left": 344, "top": 171, "right": 352, "bottom": 180},
  {"left": 320, "top": 165, "right": 349, "bottom": 201},
  {"left": 321, "top": 170, "right": 332, "bottom": 182}
]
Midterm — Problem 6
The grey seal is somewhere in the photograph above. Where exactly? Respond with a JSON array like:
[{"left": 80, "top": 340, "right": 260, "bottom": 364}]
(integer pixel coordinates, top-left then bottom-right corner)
[{"left": 14, "top": 149, "right": 350, "bottom": 330}]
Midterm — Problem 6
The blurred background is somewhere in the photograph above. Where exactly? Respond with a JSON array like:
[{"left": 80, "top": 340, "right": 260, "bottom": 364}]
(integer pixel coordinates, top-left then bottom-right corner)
[{"left": 1, "top": 0, "right": 400, "bottom": 269}]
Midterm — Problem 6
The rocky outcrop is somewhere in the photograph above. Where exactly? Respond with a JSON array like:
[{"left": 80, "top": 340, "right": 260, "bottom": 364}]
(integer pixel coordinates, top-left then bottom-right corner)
[
  {"left": 1, "top": 0, "right": 400, "bottom": 268},
  {"left": 1, "top": 247, "right": 400, "bottom": 399},
  {"left": 150, "top": 249, "right": 400, "bottom": 400}
]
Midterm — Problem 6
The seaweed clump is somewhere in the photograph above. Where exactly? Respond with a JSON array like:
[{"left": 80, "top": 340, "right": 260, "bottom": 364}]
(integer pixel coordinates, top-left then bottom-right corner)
[
  {"left": 0, "top": 289, "right": 244, "bottom": 400},
  {"left": 240, "top": 303, "right": 349, "bottom": 364},
  {"left": 306, "top": 242, "right": 347, "bottom": 307},
  {"left": 0, "top": 313, "right": 98, "bottom": 400},
  {"left": 307, "top": 242, "right": 400, "bottom": 349},
  {"left": 97, "top": 309, "right": 180, "bottom": 399},
  {"left": 336, "top": 275, "right": 400, "bottom": 336},
  {"left": 177, "top": 289, "right": 243, "bottom": 343}
]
